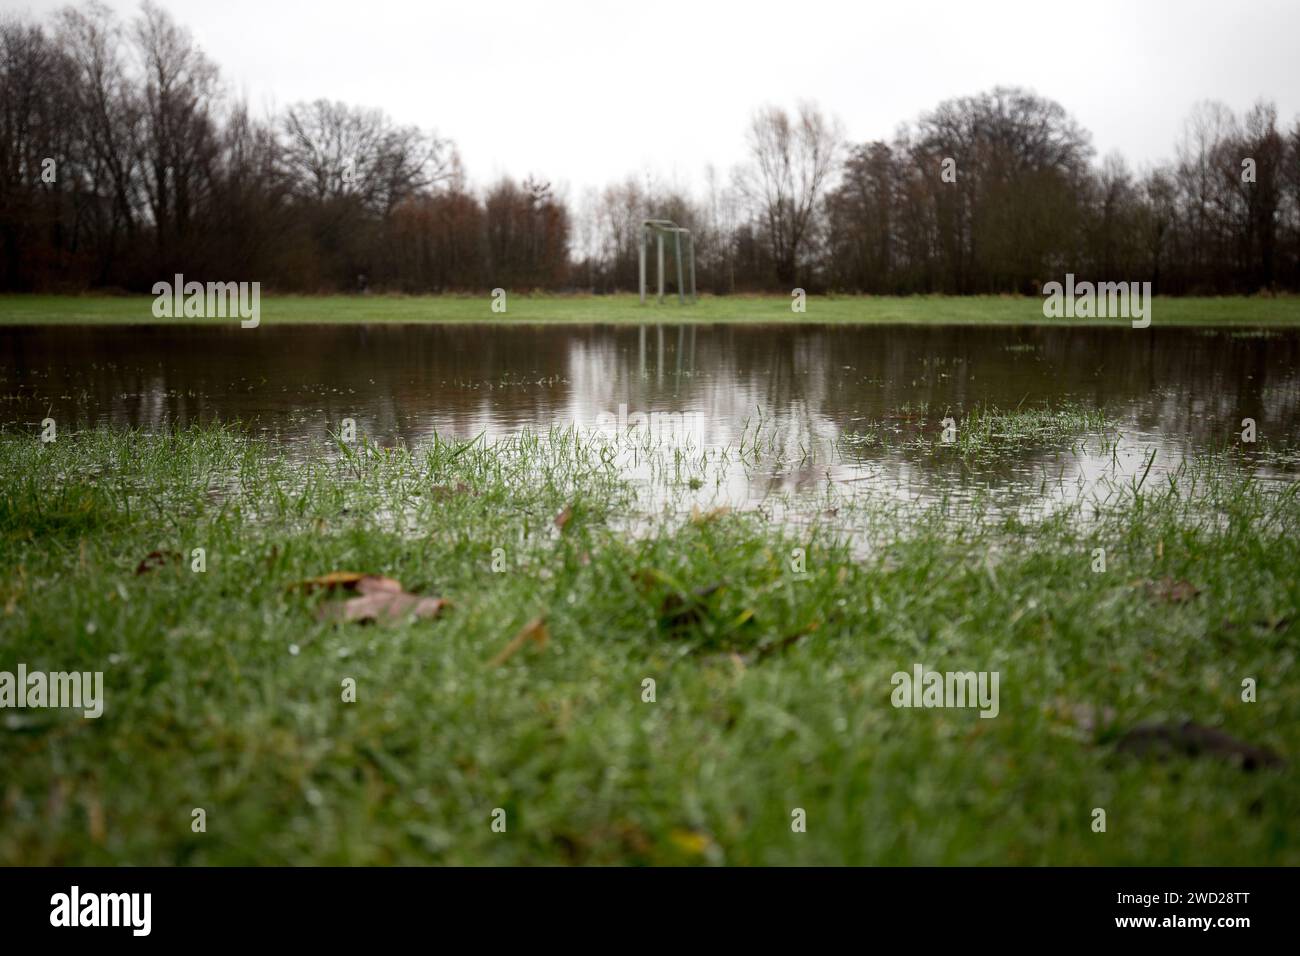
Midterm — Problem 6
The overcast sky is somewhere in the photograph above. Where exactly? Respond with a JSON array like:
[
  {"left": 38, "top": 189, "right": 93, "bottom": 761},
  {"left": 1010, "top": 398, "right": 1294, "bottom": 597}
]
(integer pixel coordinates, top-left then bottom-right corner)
[{"left": 14, "top": 0, "right": 1300, "bottom": 199}]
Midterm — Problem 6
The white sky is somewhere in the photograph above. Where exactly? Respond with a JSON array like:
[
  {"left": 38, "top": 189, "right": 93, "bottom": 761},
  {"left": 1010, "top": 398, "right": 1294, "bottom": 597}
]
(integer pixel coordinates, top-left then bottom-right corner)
[{"left": 12, "top": 0, "right": 1300, "bottom": 199}]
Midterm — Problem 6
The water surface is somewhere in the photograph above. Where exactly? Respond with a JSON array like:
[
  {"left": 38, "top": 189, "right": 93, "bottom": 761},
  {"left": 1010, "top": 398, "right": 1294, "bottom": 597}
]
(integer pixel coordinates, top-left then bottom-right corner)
[{"left": 4, "top": 323, "right": 1298, "bottom": 516}]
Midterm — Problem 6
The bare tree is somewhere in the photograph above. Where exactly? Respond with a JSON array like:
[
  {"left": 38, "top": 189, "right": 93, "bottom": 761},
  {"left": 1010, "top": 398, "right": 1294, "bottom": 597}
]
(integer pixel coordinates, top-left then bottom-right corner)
[
  {"left": 4, "top": 5, "right": 1300, "bottom": 297},
  {"left": 0, "top": 18, "right": 65, "bottom": 286},
  {"left": 1175, "top": 100, "right": 1238, "bottom": 287},
  {"left": 1234, "top": 101, "right": 1283, "bottom": 289},
  {"left": 280, "top": 99, "right": 453, "bottom": 215},
  {"left": 736, "top": 102, "right": 841, "bottom": 286},
  {"left": 133, "top": 1, "right": 220, "bottom": 261},
  {"left": 56, "top": 0, "right": 142, "bottom": 280}
]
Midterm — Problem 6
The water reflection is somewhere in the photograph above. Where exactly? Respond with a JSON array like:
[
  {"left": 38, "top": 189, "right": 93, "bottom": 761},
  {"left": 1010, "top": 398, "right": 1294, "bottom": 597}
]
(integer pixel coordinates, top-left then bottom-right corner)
[{"left": 3, "top": 323, "right": 1298, "bottom": 514}]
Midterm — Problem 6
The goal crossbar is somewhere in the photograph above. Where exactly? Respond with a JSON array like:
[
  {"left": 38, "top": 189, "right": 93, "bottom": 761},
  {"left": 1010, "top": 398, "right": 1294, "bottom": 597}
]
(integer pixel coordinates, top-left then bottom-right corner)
[{"left": 639, "top": 219, "right": 696, "bottom": 305}]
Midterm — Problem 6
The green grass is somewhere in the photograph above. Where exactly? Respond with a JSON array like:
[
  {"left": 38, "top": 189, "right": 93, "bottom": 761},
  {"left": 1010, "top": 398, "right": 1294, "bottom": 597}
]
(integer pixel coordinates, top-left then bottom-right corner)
[
  {"left": 1, "top": 422, "right": 1296, "bottom": 865},
  {"left": 3, "top": 292, "right": 1300, "bottom": 326},
  {"left": 835, "top": 401, "right": 1115, "bottom": 460}
]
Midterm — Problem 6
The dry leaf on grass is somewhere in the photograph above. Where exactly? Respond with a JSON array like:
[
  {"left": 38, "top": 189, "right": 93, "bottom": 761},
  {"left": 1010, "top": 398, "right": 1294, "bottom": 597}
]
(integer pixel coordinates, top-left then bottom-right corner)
[
  {"left": 489, "top": 616, "right": 549, "bottom": 666},
  {"left": 293, "top": 572, "right": 402, "bottom": 595},
  {"left": 300, "top": 571, "right": 448, "bottom": 625},
  {"left": 317, "top": 590, "right": 449, "bottom": 625}
]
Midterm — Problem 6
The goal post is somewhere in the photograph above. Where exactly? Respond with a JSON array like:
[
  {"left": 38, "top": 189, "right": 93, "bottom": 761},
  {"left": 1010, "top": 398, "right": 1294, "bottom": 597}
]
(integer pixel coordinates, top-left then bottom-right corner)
[{"left": 639, "top": 219, "right": 696, "bottom": 305}]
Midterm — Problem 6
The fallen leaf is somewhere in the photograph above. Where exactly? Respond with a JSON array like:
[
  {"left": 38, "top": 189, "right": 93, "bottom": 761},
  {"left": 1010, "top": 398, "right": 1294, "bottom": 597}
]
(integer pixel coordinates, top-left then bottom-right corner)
[
  {"left": 355, "top": 576, "right": 404, "bottom": 595},
  {"left": 1114, "top": 721, "right": 1283, "bottom": 771},
  {"left": 301, "top": 571, "right": 445, "bottom": 624},
  {"left": 294, "top": 572, "right": 402, "bottom": 595},
  {"left": 489, "top": 616, "right": 549, "bottom": 666},
  {"left": 317, "top": 591, "right": 449, "bottom": 625},
  {"left": 135, "top": 550, "right": 181, "bottom": 575}
]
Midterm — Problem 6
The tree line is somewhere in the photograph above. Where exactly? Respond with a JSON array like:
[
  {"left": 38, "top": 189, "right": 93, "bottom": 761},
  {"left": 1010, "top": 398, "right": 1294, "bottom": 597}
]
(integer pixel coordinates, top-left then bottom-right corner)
[{"left": 4, "top": 2, "right": 1300, "bottom": 296}]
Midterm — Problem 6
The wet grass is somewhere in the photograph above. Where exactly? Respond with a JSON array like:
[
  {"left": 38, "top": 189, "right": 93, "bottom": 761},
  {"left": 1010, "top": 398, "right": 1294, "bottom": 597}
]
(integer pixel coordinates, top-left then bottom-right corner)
[
  {"left": 3, "top": 292, "right": 1300, "bottom": 326},
  {"left": 836, "top": 401, "right": 1113, "bottom": 457},
  {"left": 0, "top": 424, "right": 1297, "bottom": 864}
]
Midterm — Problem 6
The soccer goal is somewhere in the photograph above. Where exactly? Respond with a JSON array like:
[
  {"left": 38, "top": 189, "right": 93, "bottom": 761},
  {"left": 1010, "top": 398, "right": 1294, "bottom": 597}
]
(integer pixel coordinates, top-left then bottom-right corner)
[{"left": 639, "top": 219, "right": 696, "bottom": 305}]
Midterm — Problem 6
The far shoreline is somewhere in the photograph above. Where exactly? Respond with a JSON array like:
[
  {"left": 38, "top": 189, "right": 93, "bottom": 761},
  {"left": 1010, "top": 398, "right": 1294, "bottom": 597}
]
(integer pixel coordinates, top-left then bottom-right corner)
[{"left": 3, "top": 292, "right": 1300, "bottom": 327}]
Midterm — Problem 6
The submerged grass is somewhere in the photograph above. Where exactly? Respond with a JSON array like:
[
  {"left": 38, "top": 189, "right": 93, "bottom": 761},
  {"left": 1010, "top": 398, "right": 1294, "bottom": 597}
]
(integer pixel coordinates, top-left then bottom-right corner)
[
  {"left": 0, "top": 424, "right": 1297, "bottom": 864},
  {"left": 836, "top": 401, "right": 1114, "bottom": 458},
  {"left": 4, "top": 292, "right": 1300, "bottom": 326}
]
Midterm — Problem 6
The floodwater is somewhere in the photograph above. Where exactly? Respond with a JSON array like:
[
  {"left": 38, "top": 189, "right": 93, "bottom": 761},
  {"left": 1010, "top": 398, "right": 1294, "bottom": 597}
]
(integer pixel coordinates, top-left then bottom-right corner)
[{"left": 3, "top": 323, "right": 1299, "bottom": 516}]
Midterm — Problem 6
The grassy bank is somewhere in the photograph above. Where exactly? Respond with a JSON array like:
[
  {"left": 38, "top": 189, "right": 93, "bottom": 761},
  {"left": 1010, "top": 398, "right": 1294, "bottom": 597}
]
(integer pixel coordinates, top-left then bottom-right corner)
[
  {"left": 3, "top": 292, "right": 1300, "bottom": 326},
  {"left": 1, "top": 423, "right": 1296, "bottom": 865}
]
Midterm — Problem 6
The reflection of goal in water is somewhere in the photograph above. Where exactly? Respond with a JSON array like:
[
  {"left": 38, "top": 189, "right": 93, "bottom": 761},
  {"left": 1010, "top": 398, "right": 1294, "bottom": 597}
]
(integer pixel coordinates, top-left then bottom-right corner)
[{"left": 639, "top": 219, "right": 696, "bottom": 305}]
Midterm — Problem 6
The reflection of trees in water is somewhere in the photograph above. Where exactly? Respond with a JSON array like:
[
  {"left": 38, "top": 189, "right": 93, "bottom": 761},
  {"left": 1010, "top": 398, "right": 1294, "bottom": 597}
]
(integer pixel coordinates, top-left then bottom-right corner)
[{"left": 6, "top": 327, "right": 1300, "bottom": 476}]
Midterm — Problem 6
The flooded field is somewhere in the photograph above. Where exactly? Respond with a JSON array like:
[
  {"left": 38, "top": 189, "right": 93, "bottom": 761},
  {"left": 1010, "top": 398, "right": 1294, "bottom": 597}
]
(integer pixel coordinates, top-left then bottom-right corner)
[
  {"left": 3, "top": 320, "right": 1298, "bottom": 867},
  {"left": 4, "top": 323, "right": 1299, "bottom": 521}
]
